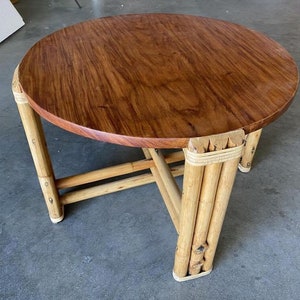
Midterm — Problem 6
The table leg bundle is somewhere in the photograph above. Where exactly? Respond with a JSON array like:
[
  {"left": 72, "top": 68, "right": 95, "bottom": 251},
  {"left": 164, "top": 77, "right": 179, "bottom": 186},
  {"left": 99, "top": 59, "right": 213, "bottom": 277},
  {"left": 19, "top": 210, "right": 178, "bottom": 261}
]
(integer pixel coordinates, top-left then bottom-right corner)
[{"left": 173, "top": 130, "right": 245, "bottom": 281}]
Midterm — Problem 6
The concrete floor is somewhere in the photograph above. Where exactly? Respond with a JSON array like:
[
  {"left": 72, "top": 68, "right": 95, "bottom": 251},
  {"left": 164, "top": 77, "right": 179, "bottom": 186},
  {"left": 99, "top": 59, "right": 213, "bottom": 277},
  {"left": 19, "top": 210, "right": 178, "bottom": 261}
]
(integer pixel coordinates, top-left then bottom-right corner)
[{"left": 1, "top": 0, "right": 300, "bottom": 299}]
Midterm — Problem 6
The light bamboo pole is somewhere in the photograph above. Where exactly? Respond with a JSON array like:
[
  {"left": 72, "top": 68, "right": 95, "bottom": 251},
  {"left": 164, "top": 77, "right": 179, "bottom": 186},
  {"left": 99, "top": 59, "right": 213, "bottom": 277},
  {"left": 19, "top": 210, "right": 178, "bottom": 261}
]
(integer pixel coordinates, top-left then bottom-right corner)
[
  {"left": 57, "top": 150, "right": 184, "bottom": 189},
  {"left": 12, "top": 66, "right": 63, "bottom": 223},
  {"left": 173, "top": 140, "right": 208, "bottom": 278},
  {"left": 188, "top": 138, "right": 226, "bottom": 274},
  {"left": 147, "top": 149, "right": 182, "bottom": 209},
  {"left": 239, "top": 129, "right": 262, "bottom": 173},
  {"left": 60, "top": 164, "right": 184, "bottom": 205},
  {"left": 202, "top": 157, "right": 241, "bottom": 271},
  {"left": 173, "top": 129, "right": 245, "bottom": 280},
  {"left": 202, "top": 133, "right": 245, "bottom": 272},
  {"left": 146, "top": 149, "right": 182, "bottom": 230},
  {"left": 145, "top": 149, "right": 181, "bottom": 230}
]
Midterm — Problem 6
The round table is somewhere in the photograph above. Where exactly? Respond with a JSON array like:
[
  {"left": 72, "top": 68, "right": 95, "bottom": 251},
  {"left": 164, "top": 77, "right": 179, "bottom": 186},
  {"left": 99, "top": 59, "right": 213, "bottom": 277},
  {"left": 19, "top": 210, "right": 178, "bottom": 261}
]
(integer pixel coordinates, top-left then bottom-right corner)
[{"left": 13, "top": 14, "right": 298, "bottom": 281}]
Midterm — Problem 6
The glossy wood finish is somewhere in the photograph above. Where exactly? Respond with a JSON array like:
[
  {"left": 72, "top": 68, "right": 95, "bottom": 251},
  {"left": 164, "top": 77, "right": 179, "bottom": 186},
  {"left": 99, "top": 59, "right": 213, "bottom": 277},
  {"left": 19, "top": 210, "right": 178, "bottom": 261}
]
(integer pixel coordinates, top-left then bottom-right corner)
[{"left": 18, "top": 14, "right": 298, "bottom": 148}]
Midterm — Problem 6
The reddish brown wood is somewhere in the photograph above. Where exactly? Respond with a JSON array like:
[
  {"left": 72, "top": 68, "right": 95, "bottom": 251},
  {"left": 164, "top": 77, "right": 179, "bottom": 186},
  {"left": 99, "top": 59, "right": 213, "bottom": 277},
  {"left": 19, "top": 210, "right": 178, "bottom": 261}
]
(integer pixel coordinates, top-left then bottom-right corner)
[{"left": 18, "top": 14, "right": 298, "bottom": 148}]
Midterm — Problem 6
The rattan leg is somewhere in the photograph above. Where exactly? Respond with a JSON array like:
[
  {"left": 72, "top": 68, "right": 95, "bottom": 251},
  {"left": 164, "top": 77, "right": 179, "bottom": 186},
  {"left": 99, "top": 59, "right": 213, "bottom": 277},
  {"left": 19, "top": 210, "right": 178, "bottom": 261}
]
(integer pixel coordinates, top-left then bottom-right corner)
[
  {"left": 188, "top": 162, "right": 222, "bottom": 275},
  {"left": 202, "top": 156, "right": 241, "bottom": 271},
  {"left": 143, "top": 148, "right": 181, "bottom": 233},
  {"left": 173, "top": 158, "right": 205, "bottom": 278},
  {"left": 239, "top": 129, "right": 262, "bottom": 173},
  {"left": 12, "top": 66, "right": 63, "bottom": 223},
  {"left": 173, "top": 130, "right": 245, "bottom": 281}
]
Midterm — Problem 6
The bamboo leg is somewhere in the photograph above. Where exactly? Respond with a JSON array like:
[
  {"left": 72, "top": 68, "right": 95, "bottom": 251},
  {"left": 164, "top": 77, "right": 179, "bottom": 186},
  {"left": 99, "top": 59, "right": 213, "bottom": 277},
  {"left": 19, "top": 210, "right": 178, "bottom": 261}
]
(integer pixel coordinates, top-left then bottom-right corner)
[
  {"left": 173, "top": 159, "right": 205, "bottom": 278},
  {"left": 12, "top": 66, "right": 63, "bottom": 223},
  {"left": 188, "top": 135, "right": 229, "bottom": 275},
  {"left": 239, "top": 129, "right": 262, "bottom": 173},
  {"left": 202, "top": 156, "right": 240, "bottom": 271},
  {"left": 173, "top": 129, "right": 245, "bottom": 281},
  {"left": 147, "top": 149, "right": 182, "bottom": 209},
  {"left": 143, "top": 149, "right": 181, "bottom": 233},
  {"left": 188, "top": 163, "right": 222, "bottom": 275}
]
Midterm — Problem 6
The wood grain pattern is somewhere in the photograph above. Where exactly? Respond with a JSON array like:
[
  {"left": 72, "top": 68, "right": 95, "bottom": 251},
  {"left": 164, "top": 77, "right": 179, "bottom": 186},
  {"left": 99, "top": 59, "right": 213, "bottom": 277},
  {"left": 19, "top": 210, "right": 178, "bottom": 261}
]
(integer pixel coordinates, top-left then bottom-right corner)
[{"left": 18, "top": 14, "right": 298, "bottom": 148}]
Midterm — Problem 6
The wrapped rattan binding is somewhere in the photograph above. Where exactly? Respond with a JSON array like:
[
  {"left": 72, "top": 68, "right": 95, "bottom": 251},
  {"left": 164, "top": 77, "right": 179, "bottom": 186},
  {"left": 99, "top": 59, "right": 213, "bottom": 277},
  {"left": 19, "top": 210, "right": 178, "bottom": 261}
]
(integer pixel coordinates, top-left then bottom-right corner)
[{"left": 185, "top": 129, "right": 245, "bottom": 166}]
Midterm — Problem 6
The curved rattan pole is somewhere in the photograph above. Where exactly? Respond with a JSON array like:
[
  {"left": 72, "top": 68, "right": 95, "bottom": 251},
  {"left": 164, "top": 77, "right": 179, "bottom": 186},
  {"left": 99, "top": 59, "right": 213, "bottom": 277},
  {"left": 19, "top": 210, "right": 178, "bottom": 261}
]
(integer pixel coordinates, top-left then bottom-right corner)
[{"left": 12, "top": 66, "right": 63, "bottom": 223}]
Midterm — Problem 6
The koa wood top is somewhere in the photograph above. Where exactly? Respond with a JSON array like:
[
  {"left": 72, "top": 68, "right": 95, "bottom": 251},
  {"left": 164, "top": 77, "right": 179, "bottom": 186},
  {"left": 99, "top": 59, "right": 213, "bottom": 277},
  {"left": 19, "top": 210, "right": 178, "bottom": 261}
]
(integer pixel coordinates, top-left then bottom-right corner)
[{"left": 18, "top": 14, "right": 298, "bottom": 148}]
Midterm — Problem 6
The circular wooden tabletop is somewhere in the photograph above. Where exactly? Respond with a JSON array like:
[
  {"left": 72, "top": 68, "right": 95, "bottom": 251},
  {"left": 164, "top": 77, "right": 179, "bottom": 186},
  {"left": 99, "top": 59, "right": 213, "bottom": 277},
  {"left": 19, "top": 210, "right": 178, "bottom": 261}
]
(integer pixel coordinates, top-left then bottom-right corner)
[{"left": 18, "top": 14, "right": 298, "bottom": 148}]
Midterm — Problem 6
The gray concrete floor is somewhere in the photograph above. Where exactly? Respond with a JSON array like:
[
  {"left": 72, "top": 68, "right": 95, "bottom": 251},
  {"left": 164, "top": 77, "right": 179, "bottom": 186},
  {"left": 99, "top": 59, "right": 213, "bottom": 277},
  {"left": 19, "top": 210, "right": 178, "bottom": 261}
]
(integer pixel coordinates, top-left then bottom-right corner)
[{"left": 1, "top": 0, "right": 300, "bottom": 299}]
